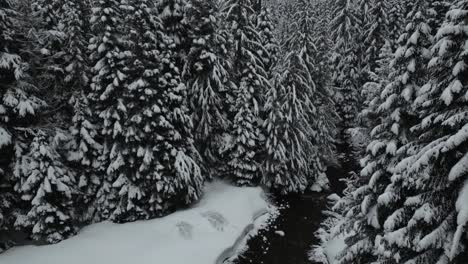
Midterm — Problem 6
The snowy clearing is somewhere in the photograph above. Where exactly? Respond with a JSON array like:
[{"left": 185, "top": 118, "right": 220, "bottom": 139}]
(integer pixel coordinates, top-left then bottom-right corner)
[{"left": 0, "top": 181, "right": 274, "bottom": 264}]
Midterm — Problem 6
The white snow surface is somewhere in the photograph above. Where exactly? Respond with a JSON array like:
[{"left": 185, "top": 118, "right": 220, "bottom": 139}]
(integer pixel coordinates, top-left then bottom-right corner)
[
  {"left": 1, "top": 181, "right": 273, "bottom": 264},
  {"left": 324, "top": 234, "right": 348, "bottom": 264}
]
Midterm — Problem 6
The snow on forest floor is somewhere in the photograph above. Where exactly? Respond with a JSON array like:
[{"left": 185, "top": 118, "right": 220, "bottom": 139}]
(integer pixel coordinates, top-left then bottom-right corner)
[
  {"left": 323, "top": 235, "right": 347, "bottom": 264},
  {"left": 0, "top": 181, "right": 275, "bottom": 264}
]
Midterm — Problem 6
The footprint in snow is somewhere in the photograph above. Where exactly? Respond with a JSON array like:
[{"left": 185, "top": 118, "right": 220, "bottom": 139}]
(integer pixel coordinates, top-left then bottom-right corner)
[
  {"left": 176, "top": 221, "right": 193, "bottom": 239},
  {"left": 201, "top": 211, "right": 228, "bottom": 231}
]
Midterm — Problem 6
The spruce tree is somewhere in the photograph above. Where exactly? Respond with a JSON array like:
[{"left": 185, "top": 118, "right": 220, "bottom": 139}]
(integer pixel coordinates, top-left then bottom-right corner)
[
  {"left": 363, "top": 0, "right": 390, "bottom": 74},
  {"left": 30, "top": 0, "right": 72, "bottom": 105},
  {"left": 380, "top": 2, "right": 468, "bottom": 262},
  {"left": 330, "top": 0, "right": 363, "bottom": 173},
  {"left": 1, "top": 0, "right": 46, "bottom": 248},
  {"left": 184, "top": 0, "right": 231, "bottom": 175},
  {"left": 0, "top": 1, "right": 17, "bottom": 238},
  {"left": 262, "top": 0, "right": 336, "bottom": 194},
  {"left": 223, "top": 0, "right": 269, "bottom": 186},
  {"left": 336, "top": 1, "right": 443, "bottom": 263},
  {"left": 157, "top": 0, "right": 190, "bottom": 67},
  {"left": 330, "top": 0, "right": 362, "bottom": 130},
  {"left": 57, "top": 0, "right": 101, "bottom": 224},
  {"left": 14, "top": 130, "right": 77, "bottom": 243},
  {"left": 88, "top": 0, "right": 127, "bottom": 220},
  {"left": 262, "top": 57, "right": 315, "bottom": 194},
  {"left": 108, "top": 0, "right": 162, "bottom": 222},
  {"left": 255, "top": 7, "right": 279, "bottom": 78}
]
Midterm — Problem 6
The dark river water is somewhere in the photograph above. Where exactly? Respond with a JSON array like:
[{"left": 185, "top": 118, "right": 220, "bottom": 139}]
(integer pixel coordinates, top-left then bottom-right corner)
[
  {"left": 228, "top": 193, "right": 327, "bottom": 264},
  {"left": 227, "top": 166, "right": 347, "bottom": 264}
]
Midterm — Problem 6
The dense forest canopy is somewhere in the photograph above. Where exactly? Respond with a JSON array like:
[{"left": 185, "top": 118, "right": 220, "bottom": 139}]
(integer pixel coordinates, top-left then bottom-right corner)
[{"left": 0, "top": 0, "right": 467, "bottom": 263}]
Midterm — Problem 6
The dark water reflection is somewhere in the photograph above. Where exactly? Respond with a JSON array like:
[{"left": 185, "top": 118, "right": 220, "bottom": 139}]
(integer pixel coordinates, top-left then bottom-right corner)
[{"left": 229, "top": 194, "right": 327, "bottom": 264}]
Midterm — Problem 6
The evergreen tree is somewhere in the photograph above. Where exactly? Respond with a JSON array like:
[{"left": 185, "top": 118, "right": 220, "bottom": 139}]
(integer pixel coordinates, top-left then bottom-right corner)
[
  {"left": 262, "top": 0, "right": 336, "bottom": 194},
  {"left": 363, "top": 0, "right": 390, "bottom": 74},
  {"left": 386, "top": 0, "right": 406, "bottom": 49},
  {"left": 262, "top": 57, "right": 315, "bottom": 194},
  {"left": 223, "top": 0, "right": 269, "bottom": 186},
  {"left": 255, "top": 7, "right": 279, "bottom": 78},
  {"left": 88, "top": 0, "right": 127, "bottom": 220},
  {"left": 68, "top": 92, "right": 102, "bottom": 223},
  {"left": 1, "top": 0, "right": 46, "bottom": 249},
  {"left": 157, "top": 0, "right": 190, "bottom": 67},
  {"left": 379, "top": 2, "right": 468, "bottom": 262},
  {"left": 360, "top": 40, "right": 393, "bottom": 129},
  {"left": 184, "top": 0, "right": 231, "bottom": 175},
  {"left": 30, "top": 0, "right": 71, "bottom": 108},
  {"left": 0, "top": 1, "right": 17, "bottom": 239},
  {"left": 57, "top": 0, "right": 101, "bottom": 224},
  {"left": 14, "top": 130, "right": 77, "bottom": 243},
  {"left": 110, "top": 0, "right": 204, "bottom": 222},
  {"left": 330, "top": 0, "right": 362, "bottom": 130},
  {"left": 335, "top": 1, "right": 444, "bottom": 263},
  {"left": 107, "top": 0, "right": 163, "bottom": 222}
]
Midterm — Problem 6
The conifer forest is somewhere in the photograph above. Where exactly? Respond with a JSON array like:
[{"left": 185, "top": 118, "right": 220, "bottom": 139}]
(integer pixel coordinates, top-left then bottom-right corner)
[{"left": 0, "top": 0, "right": 468, "bottom": 263}]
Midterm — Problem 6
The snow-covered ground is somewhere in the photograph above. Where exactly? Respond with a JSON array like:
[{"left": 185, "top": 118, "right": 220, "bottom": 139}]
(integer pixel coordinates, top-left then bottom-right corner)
[
  {"left": 323, "top": 235, "right": 347, "bottom": 264},
  {"left": 0, "top": 181, "right": 275, "bottom": 264}
]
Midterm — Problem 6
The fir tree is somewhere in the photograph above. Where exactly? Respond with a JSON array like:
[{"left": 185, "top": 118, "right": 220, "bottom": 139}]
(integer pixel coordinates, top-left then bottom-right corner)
[
  {"left": 380, "top": 2, "right": 468, "bottom": 262},
  {"left": 1, "top": 0, "right": 46, "bottom": 249},
  {"left": 88, "top": 0, "right": 127, "bottom": 220},
  {"left": 262, "top": 57, "right": 315, "bottom": 194},
  {"left": 30, "top": 0, "right": 71, "bottom": 105},
  {"left": 223, "top": 0, "right": 269, "bottom": 186},
  {"left": 14, "top": 130, "right": 77, "bottom": 243},
  {"left": 0, "top": 2, "right": 17, "bottom": 236},
  {"left": 330, "top": 0, "right": 362, "bottom": 130},
  {"left": 255, "top": 7, "right": 279, "bottom": 78},
  {"left": 56, "top": 0, "right": 101, "bottom": 224},
  {"left": 335, "top": 1, "right": 443, "bottom": 263},
  {"left": 363, "top": 0, "right": 390, "bottom": 74},
  {"left": 184, "top": 0, "right": 231, "bottom": 175},
  {"left": 157, "top": 0, "right": 190, "bottom": 67}
]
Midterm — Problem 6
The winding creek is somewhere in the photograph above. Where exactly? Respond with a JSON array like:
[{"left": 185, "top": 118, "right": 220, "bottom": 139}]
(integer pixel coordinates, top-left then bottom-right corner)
[{"left": 226, "top": 166, "right": 346, "bottom": 264}]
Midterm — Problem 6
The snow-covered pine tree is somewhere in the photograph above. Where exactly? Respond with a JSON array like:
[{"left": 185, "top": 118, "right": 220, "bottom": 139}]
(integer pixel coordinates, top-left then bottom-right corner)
[
  {"left": 88, "top": 0, "right": 127, "bottom": 220},
  {"left": 157, "top": 0, "right": 190, "bottom": 68},
  {"left": 68, "top": 92, "right": 102, "bottom": 224},
  {"left": 107, "top": 0, "right": 163, "bottom": 222},
  {"left": 111, "top": 0, "right": 204, "bottom": 222},
  {"left": 1, "top": 0, "right": 46, "bottom": 249},
  {"left": 309, "top": 0, "right": 339, "bottom": 166},
  {"left": 386, "top": 0, "right": 407, "bottom": 50},
  {"left": 310, "top": 0, "right": 334, "bottom": 91},
  {"left": 262, "top": 56, "right": 315, "bottom": 194},
  {"left": 183, "top": 0, "right": 231, "bottom": 176},
  {"left": 55, "top": 0, "right": 102, "bottom": 224},
  {"left": 378, "top": 2, "right": 468, "bottom": 262},
  {"left": 223, "top": 0, "right": 269, "bottom": 186},
  {"left": 329, "top": 0, "right": 363, "bottom": 173},
  {"left": 0, "top": 1, "right": 17, "bottom": 241},
  {"left": 262, "top": 0, "right": 336, "bottom": 194},
  {"left": 255, "top": 7, "right": 279, "bottom": 78},
  {"left": 363, "top": 0, "right": 390, "bottom": 74},
  {"left": 335, "top": 1, "right": 442, "bottom": 263},
  {"left": 330, "top": 0, "right": 362, "bottom": 130},
  {"left": 360, "top": 40, "right": 393, "bottom": 130},
  {"left": 30, "top": 0, "right": 71, "bottom": 105},
  {"left": 14, "top": 129, "right": 77, "bottom": 243},
  {"left": 428, "top": 1, "right": 452, "bottom": 32},
  {"left": 61, "top": 0, "right": 90, "bottom": 91},
  {"left": 146, "top": 18, "right": 205, "bottom": 216}
]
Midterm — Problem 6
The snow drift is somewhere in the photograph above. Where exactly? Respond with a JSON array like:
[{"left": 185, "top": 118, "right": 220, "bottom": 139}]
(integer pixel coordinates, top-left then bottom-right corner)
[{"left": 0, "top": 181, "right": 274, "bottom": 264}]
